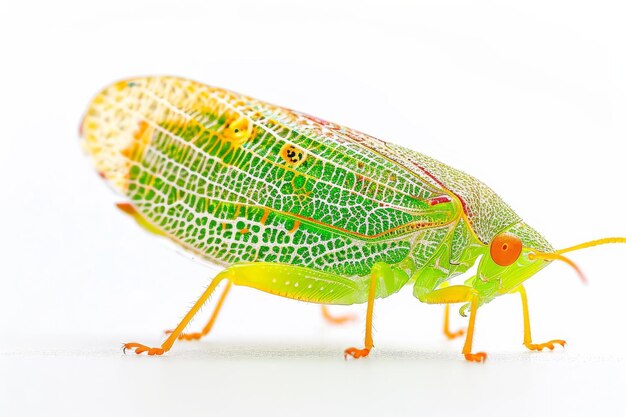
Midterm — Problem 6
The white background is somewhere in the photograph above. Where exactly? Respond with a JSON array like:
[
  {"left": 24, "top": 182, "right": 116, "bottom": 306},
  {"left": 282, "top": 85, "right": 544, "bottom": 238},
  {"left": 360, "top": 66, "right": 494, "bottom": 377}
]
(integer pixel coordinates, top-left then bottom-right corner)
[{"left": 1, "top": 0, "right": 625, "bottom": 416}]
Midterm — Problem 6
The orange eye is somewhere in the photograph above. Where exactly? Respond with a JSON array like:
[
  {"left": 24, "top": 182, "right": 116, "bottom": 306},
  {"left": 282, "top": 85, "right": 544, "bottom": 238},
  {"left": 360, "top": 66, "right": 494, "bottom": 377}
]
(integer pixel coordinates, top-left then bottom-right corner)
[{"left": 490, "top": 233, "right": 523, "bottom": 266}]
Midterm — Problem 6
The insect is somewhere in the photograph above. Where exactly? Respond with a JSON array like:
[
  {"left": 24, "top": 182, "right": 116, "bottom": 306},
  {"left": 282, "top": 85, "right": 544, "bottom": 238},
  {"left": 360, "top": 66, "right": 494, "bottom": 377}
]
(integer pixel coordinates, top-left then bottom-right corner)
[{"left": 80, "top": 76, "right": 625, "bottom": 362}]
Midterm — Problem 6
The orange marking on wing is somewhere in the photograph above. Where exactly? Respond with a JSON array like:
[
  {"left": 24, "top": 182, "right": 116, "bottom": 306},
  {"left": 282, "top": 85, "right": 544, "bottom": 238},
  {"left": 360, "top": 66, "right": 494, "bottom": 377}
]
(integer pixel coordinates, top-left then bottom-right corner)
[
  {"left": 238, "top": 227, "right": 250, "bottom": 234},
  {"left": 288, "top": 221, "right": 301, "bottom": 234},
  {"left": 260, "top": 208, "right": 270, "bottom": 225},
  {"left": 122, "top": 120, "right": 152, "bottom": 161}
]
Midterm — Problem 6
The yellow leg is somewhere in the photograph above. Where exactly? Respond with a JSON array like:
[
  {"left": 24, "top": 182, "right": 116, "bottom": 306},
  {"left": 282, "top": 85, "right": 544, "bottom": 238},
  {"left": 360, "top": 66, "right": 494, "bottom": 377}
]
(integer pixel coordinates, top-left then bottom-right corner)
[
  {"left": 514, "top": 286, "right": 566, "bottom": 351},
  {"left": 164, "top": 280, "right": 233, "bottom": 341},
  {"left": 439, "top": 282, "right": 465, "bottom": 340},
  {"left": 123, "top": 272, "right": 230, "bottom": 355},
  {"left": 422, "top": 285, "right": 486, "bottom": 362},
  {"left": 321, "top": 305, "right": 357, "bottom": 325}
]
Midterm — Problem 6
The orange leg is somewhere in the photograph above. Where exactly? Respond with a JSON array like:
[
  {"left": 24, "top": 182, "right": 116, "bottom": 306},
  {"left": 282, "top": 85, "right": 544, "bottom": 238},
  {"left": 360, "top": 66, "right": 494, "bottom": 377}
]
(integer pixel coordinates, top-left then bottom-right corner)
[
  {"left": 439, "top": 282, "right": 465, "bottom": 340},
  {"left": 165, "top": 280, "right": 232, "bottom": 341},
  {"left": 443, "top": 303, "right": 466, "bottom": 340},
  {"left": 461, "top": 291, "right": 486, "bottom": 363},
  {"left": 515, "top": 286, "right": 566, "bottom": 351},
  {"left": 422, "top": 285, "right": 486, "bottom": 363},
  {"left": 321, "top": 305, "right": 357, "bottom": 325},
  {"left": 124, "top": 272, "right": 230, "bottom": 355},
  {"left": 344, "top": 263, "right": 391, "bottom": 359},
  {"left": 123, "top": 262, "right": 397, "bottom": 357}
]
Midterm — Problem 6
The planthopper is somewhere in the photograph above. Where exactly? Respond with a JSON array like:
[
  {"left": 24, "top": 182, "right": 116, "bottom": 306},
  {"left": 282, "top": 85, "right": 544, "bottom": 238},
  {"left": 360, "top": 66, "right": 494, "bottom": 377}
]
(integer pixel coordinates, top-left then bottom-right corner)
[{"left": 80, "top": 76, "right": 626, "bottom": 362}]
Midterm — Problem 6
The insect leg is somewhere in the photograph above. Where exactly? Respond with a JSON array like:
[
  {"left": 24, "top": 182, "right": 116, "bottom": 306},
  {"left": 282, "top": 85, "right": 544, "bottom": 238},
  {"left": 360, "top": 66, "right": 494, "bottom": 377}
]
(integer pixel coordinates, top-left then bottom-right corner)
[
  {"left": 123, "top": 270, "right": 231, "bottom": 356},
  {"left": 320, "top": 305, "right": 357, "bottom": 325},
  {"left": 420, "top": 285, "right": 486, "bottom": 362},
  {"left": 164, "top": 280, "right": 233, "bottom": 341},
  {"left": 438, "top": 282, "right": 466, "bottom": 340},
  {"left": 343, "top": 262, "right": 398, "bottom": 360},
  {"left": 124, "top": 262, "right": 403, "bottom": 356},
  {"left": 461, "top": 291, "right": 485, "bottom": 362},
  {"left": 513, "top": 286, "right": 566, "bottom": 351}
]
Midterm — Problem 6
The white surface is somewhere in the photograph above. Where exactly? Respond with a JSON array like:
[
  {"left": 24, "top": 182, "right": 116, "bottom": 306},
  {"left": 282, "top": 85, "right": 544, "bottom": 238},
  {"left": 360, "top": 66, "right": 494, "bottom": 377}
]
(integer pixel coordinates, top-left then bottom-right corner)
[
  {"left": 1, "top": 1, "right": 626, "bottom": 416},
  {"left": 2, "top": 337, "right": 625, "bottom": 417}
]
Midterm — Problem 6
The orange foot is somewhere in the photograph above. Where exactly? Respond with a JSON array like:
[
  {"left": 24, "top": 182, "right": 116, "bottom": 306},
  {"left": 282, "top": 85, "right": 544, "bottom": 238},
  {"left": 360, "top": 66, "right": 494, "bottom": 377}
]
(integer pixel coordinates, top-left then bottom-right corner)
[
  {"left": 525, "top": 339, "right": 566, "bottom": 351},
  {"left": 321, "top": 305, "right": 357, "bottom": 325},
  {"left": 164, "top": 329, "right": 204, "bottom": 341},
  {"left": 445, "top": 328, "right": 466, "bottom": 340},
  {"left": 123, "top": 342, "right": 165, "bottom": 356},
  {"left": 464, "top": 352, "right": 487, "bottom": 363},
  {"left": 344, "top": 347, "right": 371, "bottom": 359}
]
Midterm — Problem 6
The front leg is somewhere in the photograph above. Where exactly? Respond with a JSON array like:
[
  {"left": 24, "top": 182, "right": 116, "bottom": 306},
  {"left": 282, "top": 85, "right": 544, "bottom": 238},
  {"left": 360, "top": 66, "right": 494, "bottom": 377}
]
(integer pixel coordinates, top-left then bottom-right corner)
[
  {"left": 439, "top": 282, "right": 466, "bottom": 340},
  {"left": 420, "top": 285, "right": 486, "bottom": 362},
  {"left": 514, "top": 286, "right": 566, "bottom": 352}
]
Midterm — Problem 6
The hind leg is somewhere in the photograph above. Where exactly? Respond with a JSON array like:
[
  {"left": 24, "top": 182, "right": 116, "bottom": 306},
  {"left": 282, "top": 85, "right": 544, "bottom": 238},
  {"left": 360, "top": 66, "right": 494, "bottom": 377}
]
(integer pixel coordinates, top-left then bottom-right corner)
[
  {"left": 164, "top": 280, "right": 233, "bottom": 341},
  {"left": 123, "top": 262, "right": 379, "bottom": 355},
  {"left": 123, "top": 270, "right": 230, "bottom": 355},
  {"left": 165, "top": 285, "right": 357, "bottom": 340}
]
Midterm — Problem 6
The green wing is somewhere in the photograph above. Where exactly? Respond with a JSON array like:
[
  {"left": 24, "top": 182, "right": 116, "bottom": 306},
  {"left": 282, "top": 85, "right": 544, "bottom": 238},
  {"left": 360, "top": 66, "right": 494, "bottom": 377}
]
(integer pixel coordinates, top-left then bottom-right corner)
[{"left": 81, "top": 76, "right": 467, "bottom": 277}]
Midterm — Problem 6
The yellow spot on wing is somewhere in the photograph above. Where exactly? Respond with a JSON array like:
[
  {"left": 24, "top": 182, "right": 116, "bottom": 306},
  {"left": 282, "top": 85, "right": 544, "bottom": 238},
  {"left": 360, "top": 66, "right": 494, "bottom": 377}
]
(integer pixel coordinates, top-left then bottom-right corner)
[
  {"left": 280, "top": 144, "right": 307, "bottom": 167},
  {"left": 221, "top": 113, "right": 254, "bottom": 148}
]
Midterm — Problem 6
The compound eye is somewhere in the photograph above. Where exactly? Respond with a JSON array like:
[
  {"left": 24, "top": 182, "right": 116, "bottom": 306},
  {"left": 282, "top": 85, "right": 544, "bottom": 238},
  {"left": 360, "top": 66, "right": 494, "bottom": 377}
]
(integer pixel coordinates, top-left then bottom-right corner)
[{"left": 490, "top": 233, "right": 523, "bottom": 266}]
